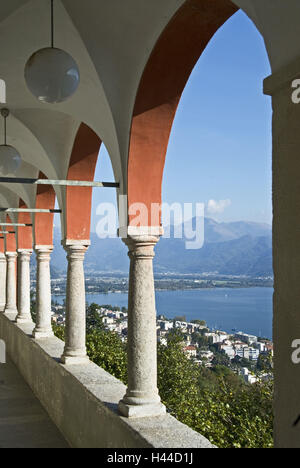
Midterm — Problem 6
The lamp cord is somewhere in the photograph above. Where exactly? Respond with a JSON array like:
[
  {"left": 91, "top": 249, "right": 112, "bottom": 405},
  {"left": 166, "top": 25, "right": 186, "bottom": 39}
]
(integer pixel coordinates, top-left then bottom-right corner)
[{"left": 51, "top": 0, "right": 54, "bottom": 48}]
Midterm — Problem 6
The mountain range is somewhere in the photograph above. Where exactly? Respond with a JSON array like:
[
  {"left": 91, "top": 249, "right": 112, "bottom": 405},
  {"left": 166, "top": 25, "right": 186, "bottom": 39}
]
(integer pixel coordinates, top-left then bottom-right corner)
[{"left": 47, "top": 218, "right": 272, "bottom": 277}]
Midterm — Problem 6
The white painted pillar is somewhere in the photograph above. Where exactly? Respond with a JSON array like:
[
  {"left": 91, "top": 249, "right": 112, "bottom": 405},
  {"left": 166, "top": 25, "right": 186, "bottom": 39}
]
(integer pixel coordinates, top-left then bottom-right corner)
[
  {"left": 119, "top": 233, "right": 166, "bottom": 418},
  {"left": 0, "top": 253, "right": 6, "bottom": 311},
  {"left": 4, "top": 252, "right": 17, "bottom": 314},
  {"left": 265, "top": 63, "right": 300, "bottom": 448},
  {"left": 61, "top": 242, "right": 89, "bottom": 365},
  {"left": 16, "top": 250, "right": 33, "bottom": 323},
  {"left": 33, "top": 246, "right": 54, "bottom": 339}
]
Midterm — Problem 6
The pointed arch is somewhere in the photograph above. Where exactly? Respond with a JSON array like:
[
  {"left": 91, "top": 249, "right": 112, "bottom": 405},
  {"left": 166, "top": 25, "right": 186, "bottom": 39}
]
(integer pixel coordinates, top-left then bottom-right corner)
[
  {"left": 5, "top": 215, "right": 16, "bottom": 252},
  {"left": 127, "top": 0, "right": 238, "bottom": 225},
  {"left": 18, "top": 199, "right": 32, "bottom": 250},
  {"left": 65, "top": 123, "right": 102, "bottom": 241},
  {"left": 34, "top": 172, "right": 56, "bottom": 246}
]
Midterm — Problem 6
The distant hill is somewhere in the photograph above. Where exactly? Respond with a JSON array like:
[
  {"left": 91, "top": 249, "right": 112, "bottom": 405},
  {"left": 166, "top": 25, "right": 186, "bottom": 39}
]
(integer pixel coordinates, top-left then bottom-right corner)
[
  {"left": 203, "top": 218, "right": 271, "bottom": 243},
  {"left": 46, "top": 218, "right": 272, "bottom": 277}
]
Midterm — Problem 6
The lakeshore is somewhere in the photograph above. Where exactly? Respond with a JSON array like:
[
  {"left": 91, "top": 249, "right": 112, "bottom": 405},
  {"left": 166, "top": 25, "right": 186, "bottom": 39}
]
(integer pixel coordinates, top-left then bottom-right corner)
[{"left": 54, "top": 287, "right": 273, "bottom": 340}]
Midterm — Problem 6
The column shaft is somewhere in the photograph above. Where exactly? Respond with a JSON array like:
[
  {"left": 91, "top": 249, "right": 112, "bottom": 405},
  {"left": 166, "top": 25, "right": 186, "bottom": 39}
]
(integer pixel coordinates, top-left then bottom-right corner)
[
  {"left": 0, "top": 254, "right": 6, "bottom": 311},
  {"left": 4, "top": 252, "right": 17, "bottom": 314},
  {"left": 61, "top": 243, "right": 89, "bottom": 365},
  {"left": 16, "top": 250, "right": 33, "bottom": 323},
  {"left": 119, "top": 234, "right": 166, "bottom": 418},
  {"left": 33, "top": 247, "right": 54, "bottom": 339}
]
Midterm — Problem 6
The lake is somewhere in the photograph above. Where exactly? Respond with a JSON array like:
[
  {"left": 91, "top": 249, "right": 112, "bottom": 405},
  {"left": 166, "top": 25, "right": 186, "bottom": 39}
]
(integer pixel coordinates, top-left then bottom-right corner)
[{"left": 55, "top": 287, "right": 273, "bottom": 339}]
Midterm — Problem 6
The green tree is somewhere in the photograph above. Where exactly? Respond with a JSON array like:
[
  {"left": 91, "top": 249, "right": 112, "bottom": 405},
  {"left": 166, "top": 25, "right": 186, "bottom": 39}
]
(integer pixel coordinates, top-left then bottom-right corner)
[
  {"left": 191, "top": 319, "right": 206, "bottom": 327},
  {"left": 86, "top": 303, "right": 105, "bottom": 332}
]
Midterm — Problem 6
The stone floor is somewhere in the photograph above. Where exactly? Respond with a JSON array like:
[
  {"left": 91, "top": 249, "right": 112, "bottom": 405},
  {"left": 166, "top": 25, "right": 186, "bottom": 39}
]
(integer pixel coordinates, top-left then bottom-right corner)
[{"left": 0, "top": 357, "right": 69, "bottom": 448}]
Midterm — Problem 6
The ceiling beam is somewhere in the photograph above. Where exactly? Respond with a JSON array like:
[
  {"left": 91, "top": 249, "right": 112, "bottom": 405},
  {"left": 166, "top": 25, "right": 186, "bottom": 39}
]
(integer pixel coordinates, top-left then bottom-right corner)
[
  {"left": 0, "top": 177, "right": 119, "bottom": 188},
  {"left": 0, "top": 208, "right": 61, "bottom": 213},
  {"left": 0, "top": 223, "right": 32, "bottom": 227}
]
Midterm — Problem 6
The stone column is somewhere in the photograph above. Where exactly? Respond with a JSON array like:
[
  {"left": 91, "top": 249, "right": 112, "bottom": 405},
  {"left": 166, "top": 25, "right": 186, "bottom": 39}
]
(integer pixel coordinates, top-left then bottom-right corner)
[
  {"left": 264, "top": 65, "right": 300, "bottom": 448},
  {"left": 119, "top": 233, "right": 166, "bottom": 418},
  {"left": 16, "top": 250, "right": 33, "bottom": 323},
  {"left": 33, "top": 246, "right": 54, "bottom": 339},
  {"left": 4, "top": 252, "right": 17, "bottom": 314},
  {"left": 61, "top": 242, "right": 89, "bottom": 365},
  {"left": 0, "top": 253, "right": 6, "bottom": 311}
]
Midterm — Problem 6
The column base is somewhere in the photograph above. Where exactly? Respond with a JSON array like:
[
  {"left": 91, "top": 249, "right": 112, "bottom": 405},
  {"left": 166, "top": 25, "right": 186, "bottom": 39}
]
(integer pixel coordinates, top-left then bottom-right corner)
[
  {"left": 33, "top": 329, "right": 54, "bottom": 339},
  {"left": 0, "top": 304, "right": 5, "bottom": 312},
  {"left": 118, "top": 400, "right": 166, "bottom": 418},
  {"left": 61, "top": 355, "right": 90, "bottom": 365},
  {"left": 16, "top": 316, "right": 33, "bottom": 324},
  {"left": 4, "top": 308, "right": 18, "bottom": 315}
]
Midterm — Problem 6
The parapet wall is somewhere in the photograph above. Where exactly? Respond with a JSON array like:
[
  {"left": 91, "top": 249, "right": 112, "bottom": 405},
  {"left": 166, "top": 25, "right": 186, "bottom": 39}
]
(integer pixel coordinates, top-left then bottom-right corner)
[{"left": 0, "top": 312, "right": 214, "bottom": 448}]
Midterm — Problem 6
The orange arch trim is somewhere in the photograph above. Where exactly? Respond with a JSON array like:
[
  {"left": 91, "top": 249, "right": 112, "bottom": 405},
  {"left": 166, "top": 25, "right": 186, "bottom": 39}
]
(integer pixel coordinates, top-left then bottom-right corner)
[
  {"left": 66, "top": 123, "right": 101, "bottom": 240},
  {"left": 35, "top": 172, "right": 56, "bottom": 246},
  {"left": 128, "top": 0, "right": 237, "bottom": 226}
]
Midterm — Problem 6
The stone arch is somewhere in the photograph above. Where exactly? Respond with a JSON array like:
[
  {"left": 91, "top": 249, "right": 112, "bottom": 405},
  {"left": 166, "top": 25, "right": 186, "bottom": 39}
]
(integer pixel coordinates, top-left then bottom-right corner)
[
  {"left": 127, "top": 0, "right": 241, "bottom": 226},
  {"left": 65, "top": 123, "right": 102, "bottom": 241},
  {"left": 5, "top": 215, "right": 16, "bottom": 252},
  {"left": 18, "top": 199, "right": 32, "bottom": 250},
  {"left": 34, "top": 172, "right": 56, "bottom": 247}
]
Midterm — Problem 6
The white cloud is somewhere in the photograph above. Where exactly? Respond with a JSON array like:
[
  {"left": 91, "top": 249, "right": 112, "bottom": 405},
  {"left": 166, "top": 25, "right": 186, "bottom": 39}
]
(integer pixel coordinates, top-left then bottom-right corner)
[{"left": 207, "top": 199, "right": 231, "bottom": 215}]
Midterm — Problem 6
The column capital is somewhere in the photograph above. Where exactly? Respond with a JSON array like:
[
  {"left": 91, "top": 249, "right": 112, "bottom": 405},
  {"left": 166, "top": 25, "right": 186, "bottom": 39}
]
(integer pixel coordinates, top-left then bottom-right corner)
[
  {"left": 17, "top": 249, "right": 33, "bottom": 258},
  {"left": 122, "top": 233, "right": 161, "bottom": 260},
  {"left": 34, "top": 245, "right": 53, "bottom": 253},
  {"left": 61, "top": 239, "right": 91, "bottom": 248},
  {"left": 118, "top": 226, "right": 164, "bottom": 239},
  {"left": 34, "top": 246, "right": 53, "bottom": 262},
  {"left": 5, "top": 251, "right": 17, "bottom": 260}
]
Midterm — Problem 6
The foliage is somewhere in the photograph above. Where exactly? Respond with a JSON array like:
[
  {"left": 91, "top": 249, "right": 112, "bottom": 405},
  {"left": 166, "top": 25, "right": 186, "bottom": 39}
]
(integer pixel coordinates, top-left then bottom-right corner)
[
  {"left": 257, "top": 353, "right": 273, "bottom": 372},
  {"left": 53, "top": 323, "right": 127, "bottom": 383},
  {"left": 86, "top": 304, "right": 105, "bottom": 332},
  {"left": 173, "top": 315, "right": 187, "bottom": 323},
  {"left": 212, "top": 353, "right": 231, "bottom": 368},
  {"left": 30, "top": 292, "right": 36, "bottom": 323},
  {"left": 86, "top": 330, "right": 128, "bottom": 383},
  {"left": 157, "top": 339, "right": 273, "bottom": 448},
  {"left": 191, "top": 331, "right": 209, "bottom": 349},
  {"left": 191, "top": 319, "right": 206, "bottom": 327}
]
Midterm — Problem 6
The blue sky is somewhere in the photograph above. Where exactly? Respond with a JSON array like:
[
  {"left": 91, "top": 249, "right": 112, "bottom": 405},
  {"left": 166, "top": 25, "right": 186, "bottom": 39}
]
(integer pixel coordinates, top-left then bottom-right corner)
[{"left": 89, "top": 10, "right": 272, "bottom": 232}]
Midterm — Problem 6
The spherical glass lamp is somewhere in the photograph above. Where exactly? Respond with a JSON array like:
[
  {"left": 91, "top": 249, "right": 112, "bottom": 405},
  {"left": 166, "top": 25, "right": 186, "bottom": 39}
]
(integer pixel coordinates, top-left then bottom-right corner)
[
  {"left": 0, "top": 145, "right": 22, "bottom": 175},
  {"left": 24, "top": 47, "right": 80, "bottom": 104},
  {"left": 0, "top": 109, "right": 22, "bottom": 176}
]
